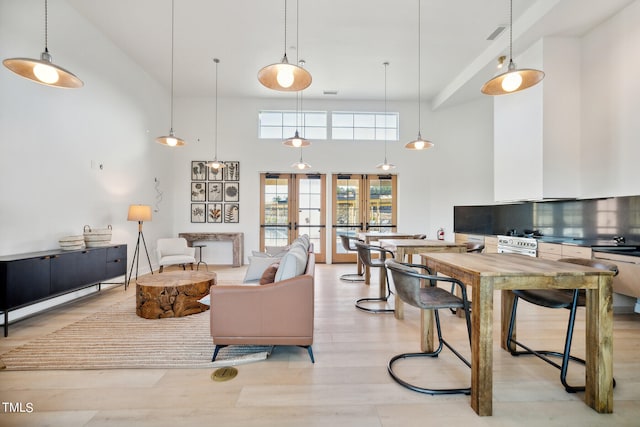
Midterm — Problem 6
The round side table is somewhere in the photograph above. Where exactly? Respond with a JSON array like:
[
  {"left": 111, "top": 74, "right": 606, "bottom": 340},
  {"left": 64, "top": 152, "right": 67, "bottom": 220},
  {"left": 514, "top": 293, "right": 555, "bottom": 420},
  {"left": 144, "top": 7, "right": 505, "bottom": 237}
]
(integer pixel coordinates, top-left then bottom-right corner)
[{"left": 193, "top": 244, "right": 208, "bottom": 271}]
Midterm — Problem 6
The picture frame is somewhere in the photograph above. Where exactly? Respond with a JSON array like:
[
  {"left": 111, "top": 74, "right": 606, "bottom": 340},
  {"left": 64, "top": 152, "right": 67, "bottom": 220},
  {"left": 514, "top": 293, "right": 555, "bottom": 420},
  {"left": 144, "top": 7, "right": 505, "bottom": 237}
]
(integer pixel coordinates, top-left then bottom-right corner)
[
  {"left": 224, "top": 161, "right": 240, "bottom": 181},
  {"left": 207, "top": 181, "right": 223, "bottom": 202},
  {"left": 191, "top": 182, "right": 206, "bottom": 202},
  {"left": 191, "top": 203, "right": 206, "bottom": 223},
  {"left": 208, "top": 164, "right": 224, "bottom": 181},
  {"left": 224, "top": 182, "right": 239, "bottom": 202},
  {"left": 207, "top": 203, "right": 223, "bottom": 223},
  {"left": 224, "top": 203, "right": 239, "bottom": 223},
  {"left": 191, "top": 161, "right": 208, "bottom": 181}
]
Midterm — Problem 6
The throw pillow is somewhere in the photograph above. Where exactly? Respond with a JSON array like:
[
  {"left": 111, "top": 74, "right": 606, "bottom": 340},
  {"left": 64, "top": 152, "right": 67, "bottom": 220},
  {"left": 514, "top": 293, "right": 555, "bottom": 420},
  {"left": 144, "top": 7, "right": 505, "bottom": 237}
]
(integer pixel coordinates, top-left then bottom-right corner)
[
  {"left": 243, "top": 256, "right": 279, "bottom": 283},
  {"left": 259, "top": 262, "right": 279, "bottom": 285},
  {"left": 274, "top": 245, "right": 308, "bottom": 282}
]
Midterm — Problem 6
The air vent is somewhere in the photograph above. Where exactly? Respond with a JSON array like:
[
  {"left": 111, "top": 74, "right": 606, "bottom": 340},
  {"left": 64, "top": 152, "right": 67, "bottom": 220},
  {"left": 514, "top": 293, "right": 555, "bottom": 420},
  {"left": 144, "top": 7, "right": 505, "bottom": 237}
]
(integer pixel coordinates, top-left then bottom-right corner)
[
  {"left": 487, "top": 26, "right": 506, "bottom": 41},
  {"left": 323, "top": 90, "right": 338, "bottom": 95}
]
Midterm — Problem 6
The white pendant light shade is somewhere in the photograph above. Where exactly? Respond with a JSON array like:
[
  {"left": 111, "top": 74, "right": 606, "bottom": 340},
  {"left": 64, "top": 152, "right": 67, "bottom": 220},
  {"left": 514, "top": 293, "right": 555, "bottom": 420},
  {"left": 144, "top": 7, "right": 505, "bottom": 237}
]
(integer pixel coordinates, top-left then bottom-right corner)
[
  {"left": 481, "top": 0, "right": 544, "bottom": 96},
  {"left": 156, "top": 0, "right": 185, "bottom": 147},
  {"left": 376, "top": 62, "right": 395, "bottom": 171},
  {"left": 3, "top": 1, "right": 83, "bottom": 89},
  {"left": 156, "top": 129, "right": 186, "bottom": 147},
  {"left": 291, "top": 148, "right": 311, "bottom": 170},
  {"left": 405, "top": 132, "right": 434, "bottom": 150},
  {"left": 258, "top": 0, "right": 312, "bottom": 92},
  {"left": 283, "top": 130, "right": 311, "bottom": 147},
  {"left": 375, "top": 160, "right": 396, "bottom": 171},
  {"left": 259, "top": 54, "right": 312, "bottom": 92},
  {"left": 481, "top": 60, "right": 544, "bottom": 95}
]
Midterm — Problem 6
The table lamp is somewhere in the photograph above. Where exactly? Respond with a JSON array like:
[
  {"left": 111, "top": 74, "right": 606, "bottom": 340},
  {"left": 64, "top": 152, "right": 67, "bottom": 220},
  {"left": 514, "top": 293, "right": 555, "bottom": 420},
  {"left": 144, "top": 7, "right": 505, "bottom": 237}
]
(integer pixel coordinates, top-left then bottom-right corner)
[{"left": 127, "top": 204, "right": 153, "bottom": 286}]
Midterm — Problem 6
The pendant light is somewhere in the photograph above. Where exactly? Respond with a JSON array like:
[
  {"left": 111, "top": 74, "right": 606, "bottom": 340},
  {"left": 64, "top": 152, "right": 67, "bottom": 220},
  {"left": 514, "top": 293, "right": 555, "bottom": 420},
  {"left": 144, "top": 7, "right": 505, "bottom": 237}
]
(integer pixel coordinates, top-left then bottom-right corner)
[
  {"left": 3, "top": 0, "right": 83, "bottom": 88},
  {"left": 481, "top": 0, "right": 545, "bottom": 95},
  {"left": 209, "top": 58, "right": 225, "bottom": 170},
  {"left": 283, "top": 90, "right": 311, "bottom": 147},
  {"left": 376, "top": 62, "right": 395, "bottom": 171},
  {"left": 291, "top": 147, "right": 312, "bottom": 170},
  {"left": 405, "top": 0, "right": 434, "bottom": 151},
  {"left": 155, "top": 0, "right": 186, "bottom": 147},
  {"left": 258, "top": 0, "right": 311, "bottom": 92}
]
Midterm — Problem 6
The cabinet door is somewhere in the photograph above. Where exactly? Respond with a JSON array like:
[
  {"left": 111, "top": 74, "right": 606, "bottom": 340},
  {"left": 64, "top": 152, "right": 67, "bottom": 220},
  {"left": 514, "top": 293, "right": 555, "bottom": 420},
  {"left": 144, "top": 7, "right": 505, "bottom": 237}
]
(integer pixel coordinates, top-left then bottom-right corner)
[
  {"left": 106, "top": 245, "right": 127, "bottom": 279},
  {"left": 2, "top": 257, "right": 51, "bottom": 308},
  {"left": 50, "top": 249, "right": 106, "bottom": 295}
]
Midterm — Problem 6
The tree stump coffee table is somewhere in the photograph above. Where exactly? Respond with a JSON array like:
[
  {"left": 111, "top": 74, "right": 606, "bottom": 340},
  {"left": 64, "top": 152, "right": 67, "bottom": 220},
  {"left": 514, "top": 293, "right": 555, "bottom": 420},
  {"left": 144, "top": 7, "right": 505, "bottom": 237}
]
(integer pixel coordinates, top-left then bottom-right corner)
[{"left": 136, "top": 270, "right": 216, "bottom": 319}]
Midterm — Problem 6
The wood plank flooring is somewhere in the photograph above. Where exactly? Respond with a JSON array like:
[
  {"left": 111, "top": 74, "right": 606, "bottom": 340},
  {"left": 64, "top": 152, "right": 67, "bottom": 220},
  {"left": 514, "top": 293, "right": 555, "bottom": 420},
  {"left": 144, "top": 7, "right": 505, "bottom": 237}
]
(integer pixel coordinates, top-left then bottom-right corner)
[{"left": 1, "top": 263, "right": 639, "bottom": 426}]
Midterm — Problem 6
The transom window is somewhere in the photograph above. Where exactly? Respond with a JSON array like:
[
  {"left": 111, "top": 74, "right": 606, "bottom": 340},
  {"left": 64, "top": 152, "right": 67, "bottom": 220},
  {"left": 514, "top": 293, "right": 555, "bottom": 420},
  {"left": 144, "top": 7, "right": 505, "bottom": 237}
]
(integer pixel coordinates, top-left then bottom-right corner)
[
  {"left": 331, "top": 112, "right": 399, "bottom": 141},
  {"left": 259, "top": 111, "right": 327, "bottom": 140}
]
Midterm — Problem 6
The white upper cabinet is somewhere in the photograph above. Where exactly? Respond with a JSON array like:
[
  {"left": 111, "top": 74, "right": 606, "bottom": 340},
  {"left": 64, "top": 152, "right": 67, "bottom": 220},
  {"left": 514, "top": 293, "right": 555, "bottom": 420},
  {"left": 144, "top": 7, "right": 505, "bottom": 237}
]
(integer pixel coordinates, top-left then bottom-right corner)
[{"left": 494, "top": 37, "right": 581, "bottom": 202}]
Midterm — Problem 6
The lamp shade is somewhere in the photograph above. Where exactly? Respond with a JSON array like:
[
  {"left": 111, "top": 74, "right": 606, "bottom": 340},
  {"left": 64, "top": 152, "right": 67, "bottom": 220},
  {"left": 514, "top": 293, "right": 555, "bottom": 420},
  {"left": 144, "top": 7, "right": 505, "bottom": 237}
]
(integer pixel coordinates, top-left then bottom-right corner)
[
  {"left": 405, "top": 132, "right": 434, "bottom": 150},
  {"left": 3, "top": 53, "right": 83, "bottom": 88},
  {"left": 481, "top": 62, "right": 545, "bottom": 95},
  {"left": 155, "top": 129, "right": 186, "bottom": 147},
  {"left": 283, "top": 130, "right": 311, "bottom": 147},
  {"left": 127, "top": 205, "right": 152, "bottom": 222},
  {"left": 258, "top": 55, "right": 312, "bottom": 92}
]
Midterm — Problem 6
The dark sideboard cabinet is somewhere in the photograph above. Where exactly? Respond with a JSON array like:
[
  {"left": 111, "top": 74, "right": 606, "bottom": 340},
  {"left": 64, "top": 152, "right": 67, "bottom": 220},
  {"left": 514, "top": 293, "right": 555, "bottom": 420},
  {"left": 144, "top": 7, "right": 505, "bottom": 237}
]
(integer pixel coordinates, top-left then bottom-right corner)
[{"left": 0, "top": 244, "right": 127, "bottom": 336}]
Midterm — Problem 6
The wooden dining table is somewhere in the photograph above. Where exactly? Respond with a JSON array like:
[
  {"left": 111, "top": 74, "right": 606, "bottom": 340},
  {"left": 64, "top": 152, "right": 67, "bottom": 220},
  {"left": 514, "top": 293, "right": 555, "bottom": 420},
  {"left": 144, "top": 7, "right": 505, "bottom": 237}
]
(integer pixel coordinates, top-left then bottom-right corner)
[
  {"left": 419, "top": 252, "right": 615, "bottom": 417},
  {"left": 379, "top": 238, "right": 466, "bottom": 319},
  {"left": 356, "top": 232, "right": 416, "bottom": 284}
]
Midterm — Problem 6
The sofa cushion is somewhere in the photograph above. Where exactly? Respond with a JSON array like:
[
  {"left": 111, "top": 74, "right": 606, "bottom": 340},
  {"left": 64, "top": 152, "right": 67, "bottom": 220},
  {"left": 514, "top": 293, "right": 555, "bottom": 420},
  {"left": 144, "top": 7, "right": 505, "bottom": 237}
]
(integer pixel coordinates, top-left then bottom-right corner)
[
  {"left": 259, "top": 262, "right": 280, "bottom": 285},
  {"left": 264, "top": 246, "right": 290, "bottom": 257},
  {"left": 244, "top": 255, "right": 280, "bottom": 283},
  {"left": 274, "top": 245, "right": 308, "bottom": 282}
]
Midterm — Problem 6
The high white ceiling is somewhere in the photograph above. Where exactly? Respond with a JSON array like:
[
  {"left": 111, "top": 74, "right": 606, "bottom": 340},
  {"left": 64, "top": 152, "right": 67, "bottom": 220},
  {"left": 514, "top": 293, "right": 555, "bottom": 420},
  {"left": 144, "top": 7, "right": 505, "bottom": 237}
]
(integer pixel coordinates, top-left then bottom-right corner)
[{"left": 67, "top": 0, "right": 633, "bottom": 108}]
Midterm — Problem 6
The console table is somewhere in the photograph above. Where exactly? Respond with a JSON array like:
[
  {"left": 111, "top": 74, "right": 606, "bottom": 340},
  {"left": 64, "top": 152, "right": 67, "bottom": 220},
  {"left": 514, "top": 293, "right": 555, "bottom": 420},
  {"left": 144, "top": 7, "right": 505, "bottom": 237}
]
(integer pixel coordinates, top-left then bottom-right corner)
[
  {"left": 0, "top": 244, "right": 127, "bottom": 337},
  {"left": 178, "top": 232, "right": 244, "bottom": 267}
]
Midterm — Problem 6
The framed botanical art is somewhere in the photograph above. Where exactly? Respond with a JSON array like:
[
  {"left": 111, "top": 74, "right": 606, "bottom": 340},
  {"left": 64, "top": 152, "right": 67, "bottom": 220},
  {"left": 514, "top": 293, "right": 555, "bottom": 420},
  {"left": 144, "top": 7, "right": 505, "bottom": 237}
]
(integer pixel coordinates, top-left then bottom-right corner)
[
  {"left": 191, "top": 161, "right": 208, "bottom": 181},
  {"left": 224, "top": 182, "right": 239, "bottom": 202},
  {"left": 224, "top": 161, "right": 240, "bottom": 181},
  {"left": 191, "top": 203, "right": 206, "bottom": 223},
  {"left": 191, "top": 182, "right": 206, "bottom": 202},
  {"left": 208, "top": 164, "right": 223, "bottom": 181},
  {"left": 207, "top": 203, "right": 223, "bottom": 223},
  {"left": 224, "top": 203, "right": 239, "bottom": 223},
  {"left": 207, "top": 181, "right": 223, "bottom": 202}
]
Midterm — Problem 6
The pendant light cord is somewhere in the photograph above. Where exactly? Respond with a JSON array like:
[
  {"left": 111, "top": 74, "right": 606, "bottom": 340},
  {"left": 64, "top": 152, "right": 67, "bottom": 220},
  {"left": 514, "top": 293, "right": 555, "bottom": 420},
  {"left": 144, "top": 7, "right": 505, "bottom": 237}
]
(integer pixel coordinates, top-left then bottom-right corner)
[
  {"left": 214, "top": 58, "right": 219, "bottom": 158},
  {"left": 509, "top": 0, "right": 513, "bottom": 60},
  {"left": 283, "top": 0, "right": 288, "bottom": 54},
  {"left": 417, "top": 0, "right": 421, "bottom": 133},
  {"left": 384, "top": 62, "right": 389, "bottom": 162},
  {"left": 44, "top": 0, "right": 49, "bottom": 51},
  {"left": 170, "top": 0, "right": 176, "bottom": 130}
]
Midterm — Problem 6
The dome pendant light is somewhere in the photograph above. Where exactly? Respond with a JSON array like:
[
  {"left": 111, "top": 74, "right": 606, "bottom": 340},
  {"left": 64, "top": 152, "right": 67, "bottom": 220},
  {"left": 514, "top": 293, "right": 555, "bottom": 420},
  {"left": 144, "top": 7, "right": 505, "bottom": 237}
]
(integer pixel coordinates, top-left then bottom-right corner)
[
  {"left": 291, "top": 147, "right": 311, "bottom": 170},
  {"left": 481, "top": 0, "right": 545, "bottom": 95},
  {"left": 405, "top": 0, "right": 434, "bottom": 151},
  {"left": 209, "top": 58, "right": 225, "bottom": 170},
  {"left": 376, "top": 62, "right": 395, "bottom": 171},
  {"left": 156, "top": 0, "right": 186, "bottom": 147},
  {"left": 283, "top": 91, "right": 311, "bottom": 147},
  {"left": 258, "top": 0, "right": 311, "bottom": 92},
  {"left": 3, "top": 0, "right": 83, "bottom": 88}
]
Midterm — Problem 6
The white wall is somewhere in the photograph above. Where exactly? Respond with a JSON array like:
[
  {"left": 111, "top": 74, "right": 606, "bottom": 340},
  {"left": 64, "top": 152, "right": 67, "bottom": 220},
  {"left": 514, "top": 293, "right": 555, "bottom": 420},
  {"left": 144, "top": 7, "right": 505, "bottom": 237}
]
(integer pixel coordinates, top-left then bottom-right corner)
[
  {"left": 581, "top": 0, "right": 640, "bottom": 198},
  {"left": 169, "top": 95, "right": 495, "bottom": 264},
  {"left": 0, "top": 1, "right": 172, "bottom": 273}
]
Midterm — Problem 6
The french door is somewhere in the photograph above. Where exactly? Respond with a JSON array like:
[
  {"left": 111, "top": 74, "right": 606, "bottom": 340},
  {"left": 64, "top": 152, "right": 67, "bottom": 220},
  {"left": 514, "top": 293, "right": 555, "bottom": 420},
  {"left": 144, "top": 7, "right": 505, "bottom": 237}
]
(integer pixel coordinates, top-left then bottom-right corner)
[
  {"left": 332, "top": 174, "right": 397, "bottom": 262},
  {"left": 260, "top": 173, "right": 326, "bottom": 263}
]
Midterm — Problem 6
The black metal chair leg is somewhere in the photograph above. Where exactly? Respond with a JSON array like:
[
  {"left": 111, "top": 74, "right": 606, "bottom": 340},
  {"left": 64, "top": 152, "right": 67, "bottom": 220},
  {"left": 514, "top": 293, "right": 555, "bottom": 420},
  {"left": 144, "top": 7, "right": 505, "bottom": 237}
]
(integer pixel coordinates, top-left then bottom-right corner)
[{"left": 211, "top": 344, "right": 227, "bottom": 362}]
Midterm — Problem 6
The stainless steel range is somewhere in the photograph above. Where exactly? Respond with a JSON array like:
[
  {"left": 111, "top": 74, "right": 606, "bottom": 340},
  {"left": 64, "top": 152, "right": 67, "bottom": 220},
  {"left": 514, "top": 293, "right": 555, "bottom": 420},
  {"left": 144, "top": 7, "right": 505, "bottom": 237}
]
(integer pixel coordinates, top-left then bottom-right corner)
[{"left": 497, "top": 235, "right": 538, "bottom": 257}]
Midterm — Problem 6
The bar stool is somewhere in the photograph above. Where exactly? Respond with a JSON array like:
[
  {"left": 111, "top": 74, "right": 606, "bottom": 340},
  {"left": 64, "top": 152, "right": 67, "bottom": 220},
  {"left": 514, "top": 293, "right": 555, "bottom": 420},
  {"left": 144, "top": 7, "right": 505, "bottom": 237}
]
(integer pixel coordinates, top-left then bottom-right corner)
[
  {"left": 354, "top": 242, "right": 395, "bottom": 313},
  {"left": 193, "top": 244, "right": 208, "bottom": 271},
  {"left": 385, "top": 259, "right": 472, "bottom": 395},
  {"left": 339, "top": 234, "right": 365, "bottom": 282}
]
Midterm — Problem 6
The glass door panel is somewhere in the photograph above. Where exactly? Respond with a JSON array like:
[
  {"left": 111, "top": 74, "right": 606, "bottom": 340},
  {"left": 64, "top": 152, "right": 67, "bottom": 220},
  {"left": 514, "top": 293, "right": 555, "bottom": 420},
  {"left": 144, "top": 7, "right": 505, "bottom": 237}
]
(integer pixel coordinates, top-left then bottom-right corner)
[
  {"left": 295, "top": 175, "right": 326, "bottom": 263},
  {"left": 261, "top": 174, "right": 292, "bottom": 249},
  {"left": 366, "top": 175, "right": 397, "bottom": 232},
  {"left": 332, "top": 174, "right": 364, "bottom": 262}
]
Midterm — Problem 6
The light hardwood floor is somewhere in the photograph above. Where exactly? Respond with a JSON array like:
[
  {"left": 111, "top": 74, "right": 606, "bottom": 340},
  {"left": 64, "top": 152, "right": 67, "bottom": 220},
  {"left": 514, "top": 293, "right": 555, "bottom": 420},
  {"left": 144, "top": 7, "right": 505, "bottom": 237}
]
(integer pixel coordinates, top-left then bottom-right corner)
[{"left": 1, "top": 263, "right": 639, "bottom": 426}]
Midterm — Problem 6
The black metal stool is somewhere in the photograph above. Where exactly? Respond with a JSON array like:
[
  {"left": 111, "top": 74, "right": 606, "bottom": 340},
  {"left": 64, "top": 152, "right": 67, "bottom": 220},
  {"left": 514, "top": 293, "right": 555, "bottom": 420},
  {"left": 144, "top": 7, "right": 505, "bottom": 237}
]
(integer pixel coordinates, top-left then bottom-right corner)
[{"left": 193, "top": 244, "right": 208, "bottom": 271}]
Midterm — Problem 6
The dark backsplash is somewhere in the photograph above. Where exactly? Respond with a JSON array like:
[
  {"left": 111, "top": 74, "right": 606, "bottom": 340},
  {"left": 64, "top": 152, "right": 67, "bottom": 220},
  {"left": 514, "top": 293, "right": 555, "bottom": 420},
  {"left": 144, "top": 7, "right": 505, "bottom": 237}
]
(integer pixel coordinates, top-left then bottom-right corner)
[{"left": 454, "top": 196, "right": 640, "bottom": 241}]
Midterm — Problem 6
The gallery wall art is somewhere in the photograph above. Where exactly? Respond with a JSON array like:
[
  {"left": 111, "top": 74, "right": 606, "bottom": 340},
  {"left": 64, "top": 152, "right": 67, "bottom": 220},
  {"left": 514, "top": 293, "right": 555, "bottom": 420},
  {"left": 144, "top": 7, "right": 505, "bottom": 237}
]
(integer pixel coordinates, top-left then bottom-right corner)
[{"left": 190, "top": 161, "right": 239, "bottom": 223}]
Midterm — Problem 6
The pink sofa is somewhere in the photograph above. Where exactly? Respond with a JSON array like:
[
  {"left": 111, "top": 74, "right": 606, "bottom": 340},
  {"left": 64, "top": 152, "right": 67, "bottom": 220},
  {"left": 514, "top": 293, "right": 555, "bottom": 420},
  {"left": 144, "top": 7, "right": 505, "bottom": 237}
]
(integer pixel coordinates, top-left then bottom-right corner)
[{"left": 209, "top": 252, "right": 316, "bottom": 362}]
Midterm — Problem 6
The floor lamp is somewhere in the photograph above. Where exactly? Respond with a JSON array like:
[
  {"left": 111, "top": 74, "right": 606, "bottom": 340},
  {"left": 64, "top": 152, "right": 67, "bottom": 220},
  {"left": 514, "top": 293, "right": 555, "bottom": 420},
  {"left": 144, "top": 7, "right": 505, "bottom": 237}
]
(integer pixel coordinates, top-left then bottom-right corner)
[{"left": 127, "top": 204, "right": 153, "bottom": 287}]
